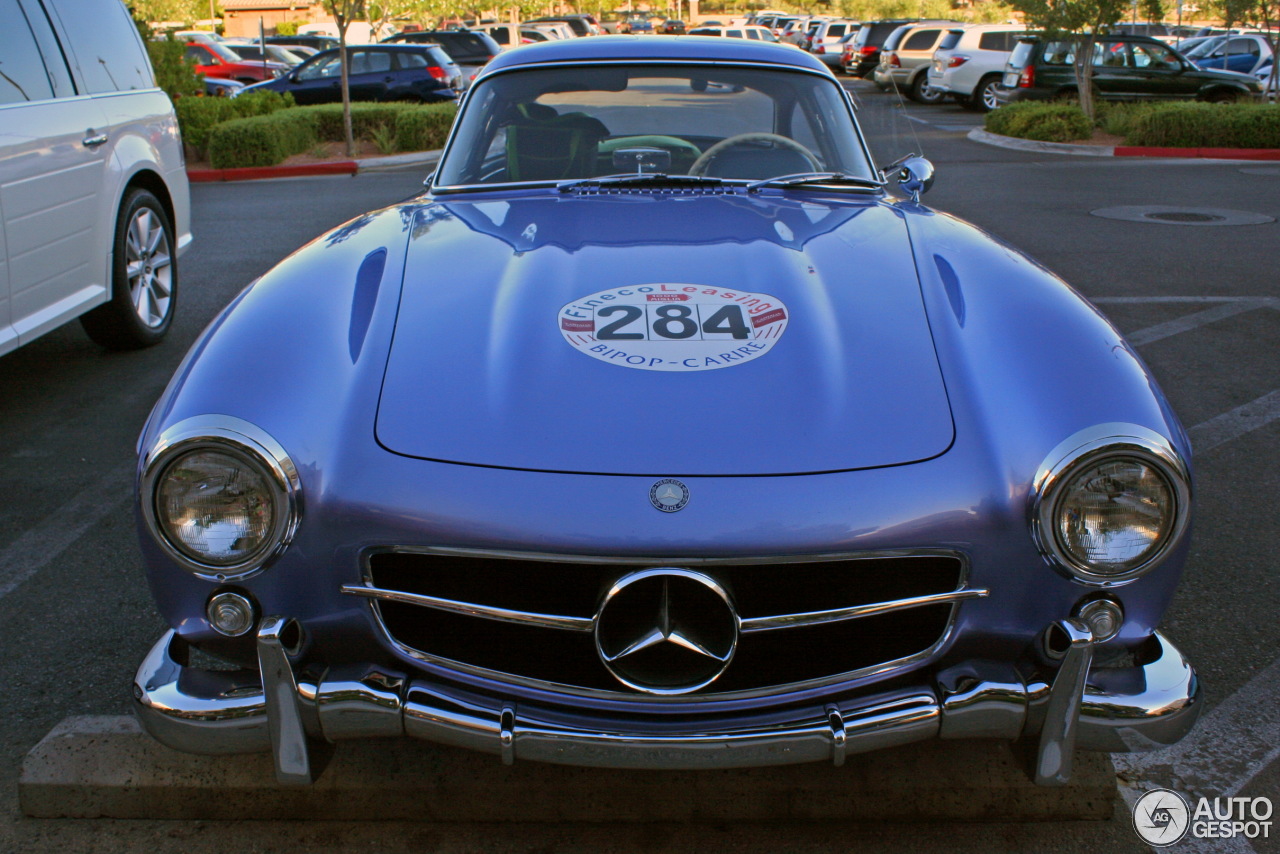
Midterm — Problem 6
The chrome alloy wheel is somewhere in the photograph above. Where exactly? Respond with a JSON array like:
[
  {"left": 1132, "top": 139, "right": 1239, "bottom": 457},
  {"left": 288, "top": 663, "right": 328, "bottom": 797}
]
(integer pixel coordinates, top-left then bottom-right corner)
[{"left": 125, "top": 206, "right": 173, "bottom": 328}]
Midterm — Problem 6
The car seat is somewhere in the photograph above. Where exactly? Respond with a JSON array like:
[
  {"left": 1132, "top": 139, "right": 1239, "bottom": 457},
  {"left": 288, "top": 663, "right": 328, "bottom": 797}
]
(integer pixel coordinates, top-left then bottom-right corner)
[{"left": 505, "top": 103, "right": 610, "bottom": 181}]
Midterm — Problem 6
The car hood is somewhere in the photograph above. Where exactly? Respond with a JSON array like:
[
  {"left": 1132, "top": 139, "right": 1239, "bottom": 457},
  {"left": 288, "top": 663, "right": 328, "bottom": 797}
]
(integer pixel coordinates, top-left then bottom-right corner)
[{"left": 376, "top": 193, "right": 954, "bottom": 475}]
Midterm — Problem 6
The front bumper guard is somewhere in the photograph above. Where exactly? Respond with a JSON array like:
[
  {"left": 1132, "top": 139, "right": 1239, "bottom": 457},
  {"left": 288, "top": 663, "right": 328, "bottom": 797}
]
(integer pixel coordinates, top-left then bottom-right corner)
[{"left": 133, "top": 618, "right": 1200, "bottom": 785}]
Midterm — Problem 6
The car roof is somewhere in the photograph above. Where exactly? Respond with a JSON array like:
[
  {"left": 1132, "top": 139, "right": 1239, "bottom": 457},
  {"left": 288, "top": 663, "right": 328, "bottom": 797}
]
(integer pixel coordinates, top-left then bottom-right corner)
[{"left": 482, "top": 33, "right": 828, "bottom": 74}]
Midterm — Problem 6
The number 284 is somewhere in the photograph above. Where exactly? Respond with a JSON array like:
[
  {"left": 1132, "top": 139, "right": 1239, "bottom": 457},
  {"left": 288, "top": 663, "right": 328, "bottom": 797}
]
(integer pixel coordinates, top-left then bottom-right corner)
[{"left": 596, "top": 304, "right": 751, "bottom": 341}]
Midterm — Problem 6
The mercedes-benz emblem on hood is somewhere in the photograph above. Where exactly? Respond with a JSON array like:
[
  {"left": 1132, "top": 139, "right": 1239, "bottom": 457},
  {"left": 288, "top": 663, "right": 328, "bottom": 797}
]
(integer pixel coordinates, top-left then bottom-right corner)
[
  {"left": 649, "top": 478, "right": 689, "bottom": 513},
  {"left": 595, "top": 568, "right": 738, "bottom": 694}
]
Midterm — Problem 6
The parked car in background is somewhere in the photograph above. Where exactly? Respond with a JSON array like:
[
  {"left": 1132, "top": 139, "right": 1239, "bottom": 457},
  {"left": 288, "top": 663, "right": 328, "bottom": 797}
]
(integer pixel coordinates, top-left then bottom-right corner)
[
  {"left": 133, "top": 34, "right": 1201, "bottom": 789},
  {"left": 223, "top": 41, "right": 309, "bottom": 67},
  {"left": 264, "top": 34, "right": 340, "bottom": 52},
  {"left": 203, "top": 76, "right": 245, "bottom": 97},
  {"left": 871, "top": 21, "right": 956, "bottom": 102},
  {"left": 238, "top": 44, "right": 461, "bottom": 105},
  {"left": 688, "top": 25, "right": 787, "bottom": 43},
  {"left": 618, "top": 15, "right": 655, "bottom": 34},
  {"left": 528, "top": 14, "right": 600, "bottom": 36},
  {"left": 843, "top": 18, "right": 918, "bottom": 77},
  {"left": 1, "top": 0, "right": 191, "bottom": 354},
  {"left": 998, "top": 34, "right": 1264, "bottom": 104},
  {"left": 927, "top": 23, "right": 1027, "bottom": 111},
  {"left": 752, "top": 13, "right": 801, "bottom": 37},
  {"left": 809, "top": 19, "right": 859, "bottom": 69},
  {"left": 473, "top": 23, "right": 552, "bottom": 49},
  {"left": 660, "top": 19, "right": 687, "bottom": 35},
  {"left": 382, "top": 30, "right": 501, "bottom": 88},
  {"left": 184, "top": 40, "right": 289, "bottom": 83},
  {"left": 1112, "top": 22, "right": 1179, "bottom": 43},
  {"left": 1190, "top": 33, "right": 1274, "bottom": 76}
]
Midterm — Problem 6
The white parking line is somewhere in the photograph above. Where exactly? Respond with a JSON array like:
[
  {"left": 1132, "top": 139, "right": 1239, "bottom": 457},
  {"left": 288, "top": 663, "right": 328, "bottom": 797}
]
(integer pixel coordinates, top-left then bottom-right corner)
[
  {"left": 1115, "top": 652, "right": 1280, "bottom": 854},
  {"left": 1188, "top": 390, "right": 1280, "bottom": 454},
  {"left": 1125, "top": 299, "right": 1275, "bottom": 346},
  {"left": 0, "top": 463, "right": 132, "bottom": 600}
]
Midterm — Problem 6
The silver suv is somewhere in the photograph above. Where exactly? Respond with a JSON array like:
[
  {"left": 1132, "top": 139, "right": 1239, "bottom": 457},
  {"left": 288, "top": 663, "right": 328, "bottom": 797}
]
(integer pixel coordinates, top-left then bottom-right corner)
[
  {"left": 927, "top": 24, "right": 1027, "bottom": 111},
  {"left": 871, "top": 21, "right": 957, "bottom": 103},
  {"left": 0, "top": 0, "right": 191, "bottom": 353}
]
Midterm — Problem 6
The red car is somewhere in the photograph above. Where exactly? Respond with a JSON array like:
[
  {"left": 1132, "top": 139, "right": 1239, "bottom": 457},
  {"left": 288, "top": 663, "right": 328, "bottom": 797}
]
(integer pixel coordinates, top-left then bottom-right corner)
[{"left": 184, "top": 41, "right": 288, "bottom": 83}]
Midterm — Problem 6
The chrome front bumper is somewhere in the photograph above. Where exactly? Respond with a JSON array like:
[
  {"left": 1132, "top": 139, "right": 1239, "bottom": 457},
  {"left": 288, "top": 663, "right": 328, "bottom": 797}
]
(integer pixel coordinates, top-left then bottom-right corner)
[{"left": 134, "top": 618, "right": 1200, "bottom": 785}]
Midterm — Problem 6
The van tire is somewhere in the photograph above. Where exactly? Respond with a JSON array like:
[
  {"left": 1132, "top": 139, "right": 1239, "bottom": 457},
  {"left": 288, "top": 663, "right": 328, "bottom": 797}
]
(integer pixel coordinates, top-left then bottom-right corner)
[{"left": 81, "top": 189, "right": 177, "bottom": 350}]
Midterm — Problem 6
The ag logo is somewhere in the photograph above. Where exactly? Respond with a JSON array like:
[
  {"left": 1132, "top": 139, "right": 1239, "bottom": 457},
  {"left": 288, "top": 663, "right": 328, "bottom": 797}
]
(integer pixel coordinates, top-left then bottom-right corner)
[{"left": 1132, "top": 788, "right": 1191, "bottom": 847}]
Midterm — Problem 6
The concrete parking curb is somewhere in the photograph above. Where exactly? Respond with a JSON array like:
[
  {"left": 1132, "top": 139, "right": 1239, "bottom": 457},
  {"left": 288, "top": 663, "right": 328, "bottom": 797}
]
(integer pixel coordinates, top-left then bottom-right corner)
[
  {"left": 187, "top": 150, "right": 441, "bottom": 183},
  {"left": 969, "top": 128, "right": 1280, "bottom": 160},
  {"left": 19, "top": 716, "right": 1119, "bottom": 822}
]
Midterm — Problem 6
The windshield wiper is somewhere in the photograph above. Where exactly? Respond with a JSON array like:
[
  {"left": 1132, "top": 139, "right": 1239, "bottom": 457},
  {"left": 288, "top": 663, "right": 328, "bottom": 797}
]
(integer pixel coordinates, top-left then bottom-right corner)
[
  {"left": 746, "top": 172, "right": 885, "bottom": 193},
  {"left": 558, "top": 173, "right": 729, "bottom": 191}
]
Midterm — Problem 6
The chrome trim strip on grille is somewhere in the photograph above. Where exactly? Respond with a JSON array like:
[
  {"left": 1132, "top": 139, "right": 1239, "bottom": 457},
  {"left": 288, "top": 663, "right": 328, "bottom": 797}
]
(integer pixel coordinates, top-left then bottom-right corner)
[
  {"left": 739, "top": 589, "right": 989, "bottom": 633},
  {"left": 340, "top": 585, "right": 595, "bottom": 633},
  {"left": 340, "top": 584, "right": 990, "bottom": 635},
  {"left": 349, "top": 546, "right": 977, "bottom": 704}
]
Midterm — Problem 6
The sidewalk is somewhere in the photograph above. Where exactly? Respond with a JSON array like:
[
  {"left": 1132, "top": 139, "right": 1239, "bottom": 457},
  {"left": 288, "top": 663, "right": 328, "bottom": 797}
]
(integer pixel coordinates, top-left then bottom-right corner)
[
  {"left": 969, "top": 128, "right": 1280, "bottom": 161},
  {"left": 187, "top": 149, "right": 441, "bottom": 183}
]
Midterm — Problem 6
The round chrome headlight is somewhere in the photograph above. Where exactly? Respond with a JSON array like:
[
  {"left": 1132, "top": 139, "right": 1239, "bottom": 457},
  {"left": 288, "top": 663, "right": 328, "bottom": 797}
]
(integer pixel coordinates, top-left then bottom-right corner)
[
  {"left": 1032, "top": 425, "right": 1190, "bottom": 585},
  {"left": 142, "top": 416, "right": 301, "bottom": 581}
]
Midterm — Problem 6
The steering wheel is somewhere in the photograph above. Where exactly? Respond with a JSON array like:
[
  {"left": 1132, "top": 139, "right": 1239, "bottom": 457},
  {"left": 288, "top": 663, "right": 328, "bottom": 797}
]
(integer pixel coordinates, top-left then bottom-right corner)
[{"left": 688, "top": 133, "right": 820, "bottom": 177}]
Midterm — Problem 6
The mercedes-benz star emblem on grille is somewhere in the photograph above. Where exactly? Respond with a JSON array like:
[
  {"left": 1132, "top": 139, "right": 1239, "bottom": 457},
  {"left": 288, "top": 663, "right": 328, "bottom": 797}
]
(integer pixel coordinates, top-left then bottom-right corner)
[
  {"left": 649, "top": 478, "right": 689, "bottom": 513},
  {"left": 594, "top": 568, "right": 738, "bottom": 694}
]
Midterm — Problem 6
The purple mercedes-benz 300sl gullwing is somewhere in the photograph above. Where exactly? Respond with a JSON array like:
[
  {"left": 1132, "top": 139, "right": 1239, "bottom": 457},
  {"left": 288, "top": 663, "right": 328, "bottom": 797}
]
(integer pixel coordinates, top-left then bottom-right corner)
[{"left": 133, "top": 35, "right": 1199, "bottom": 785}]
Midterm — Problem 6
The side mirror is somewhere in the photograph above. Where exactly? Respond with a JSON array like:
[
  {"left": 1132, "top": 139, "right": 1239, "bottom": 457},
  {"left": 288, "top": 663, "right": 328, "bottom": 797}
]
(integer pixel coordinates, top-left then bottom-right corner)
[{"left": 896, "top": 156, "right": 936, "bottom": 201}]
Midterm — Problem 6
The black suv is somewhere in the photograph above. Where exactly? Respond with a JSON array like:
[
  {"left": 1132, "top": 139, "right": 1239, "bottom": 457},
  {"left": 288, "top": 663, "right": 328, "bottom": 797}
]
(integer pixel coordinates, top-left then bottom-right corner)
[
  {"left": 844, "top": 18, "right": 918, "bottom": 77},
  {"left": 997, "top": 34, "right": 1262, "bottom": 104},
  {"left": 382, "top": 30, "right": 500, "bottom": 88}
]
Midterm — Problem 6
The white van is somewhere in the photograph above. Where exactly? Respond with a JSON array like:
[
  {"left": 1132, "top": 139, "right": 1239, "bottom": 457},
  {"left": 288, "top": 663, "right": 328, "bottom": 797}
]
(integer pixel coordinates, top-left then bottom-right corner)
[{"left": 0, "top": 0, "right": 192, "bottom": 353}]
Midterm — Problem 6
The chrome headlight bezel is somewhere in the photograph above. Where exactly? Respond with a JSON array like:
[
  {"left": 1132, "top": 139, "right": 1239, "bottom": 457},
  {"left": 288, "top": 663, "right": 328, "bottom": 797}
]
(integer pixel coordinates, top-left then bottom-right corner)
[
  {"left": 140, "top": 415, "right": 301, "bottom": 581},
  {"left": 1031, "top": 424, "right": 1191, "bottom": 587}
]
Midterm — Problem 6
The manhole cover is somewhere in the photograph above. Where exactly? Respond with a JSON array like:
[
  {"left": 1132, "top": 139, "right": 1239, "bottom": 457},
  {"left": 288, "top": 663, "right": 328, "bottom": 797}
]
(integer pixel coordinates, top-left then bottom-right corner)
[
  {"left": 1091, "top": 206, "right": 1275, "bottom": 226},
  {"left": 1144, "top": 211, "right": 1226, "bottom": 223}
]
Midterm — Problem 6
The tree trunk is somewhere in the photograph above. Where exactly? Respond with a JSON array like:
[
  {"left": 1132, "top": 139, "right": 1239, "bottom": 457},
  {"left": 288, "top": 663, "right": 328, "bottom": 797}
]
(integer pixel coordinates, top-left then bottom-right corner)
[
  {"left": 1074, "top": 32, "right": 1098, "bottom": 124},
  {"left": 338, "top": 27, "right": 355, "bottom": 157}
]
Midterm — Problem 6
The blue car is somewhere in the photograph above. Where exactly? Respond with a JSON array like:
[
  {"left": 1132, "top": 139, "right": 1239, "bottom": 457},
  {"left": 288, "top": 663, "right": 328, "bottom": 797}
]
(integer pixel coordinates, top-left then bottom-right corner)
[
  {"left": 238, "top": 43, "right": 461, "bottom": 104},
  {"left": 1191, "top": 33, "right": 1273, "bottom": 76},
  {"left": 134, "top": 35, "right": 1200, "bottom": 784}
]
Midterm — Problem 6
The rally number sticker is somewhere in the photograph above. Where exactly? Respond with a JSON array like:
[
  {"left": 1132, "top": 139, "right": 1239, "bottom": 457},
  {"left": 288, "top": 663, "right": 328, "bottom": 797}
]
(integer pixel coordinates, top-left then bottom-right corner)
[{"left": 559, "top": 284, "right": 788, "bottom": 372}]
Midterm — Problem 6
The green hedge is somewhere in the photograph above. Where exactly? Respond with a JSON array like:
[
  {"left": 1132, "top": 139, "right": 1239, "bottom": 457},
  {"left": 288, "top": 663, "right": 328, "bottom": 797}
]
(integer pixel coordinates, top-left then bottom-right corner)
[
  {"left": 203, "top": 101, "right": 458, "bottom": 169},
  {"left": 984, "top": 102, "right": 1093, "bottom": 142},
  {"left": 1123, "top": 103, "right": 1280, "bottom": 149},
  {"left": 988, "top": 100, "right": 1280, "bottom": 148},
  {"left": 176, "top": 90, "right": 296, "bottom": 158}
]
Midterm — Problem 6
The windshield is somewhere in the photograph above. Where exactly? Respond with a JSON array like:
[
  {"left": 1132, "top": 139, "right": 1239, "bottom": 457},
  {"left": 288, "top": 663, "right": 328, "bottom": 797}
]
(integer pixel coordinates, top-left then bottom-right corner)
[
  {"left": 436, "top": 63, "right": 873, "bottom": 187},
  {"left": 1183, "top": 35, "right": 1225, "bottom": 59}
]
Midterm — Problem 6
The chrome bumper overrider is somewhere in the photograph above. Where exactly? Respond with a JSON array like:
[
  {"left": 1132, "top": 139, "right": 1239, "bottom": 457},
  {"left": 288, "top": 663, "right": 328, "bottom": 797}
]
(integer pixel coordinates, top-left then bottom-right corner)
[{"left": 133, "top": 618, "right": 1200, "bottom": 785}]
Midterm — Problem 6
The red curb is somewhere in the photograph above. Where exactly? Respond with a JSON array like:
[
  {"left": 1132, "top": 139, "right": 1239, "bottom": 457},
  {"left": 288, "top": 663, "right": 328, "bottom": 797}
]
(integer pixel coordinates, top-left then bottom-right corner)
[
  {"left": 1114, "top": 146, "right": 1280, "bottom": 161},
  {"left": 187, "top": 161, "right": 359, "bottom": 182}
]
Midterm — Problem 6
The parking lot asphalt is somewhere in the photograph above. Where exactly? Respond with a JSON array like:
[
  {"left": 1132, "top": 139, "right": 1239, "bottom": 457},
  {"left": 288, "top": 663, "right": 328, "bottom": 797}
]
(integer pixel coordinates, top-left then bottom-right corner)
[{"left": 0, "top": 81, "right": 1277, "bottom": 853}]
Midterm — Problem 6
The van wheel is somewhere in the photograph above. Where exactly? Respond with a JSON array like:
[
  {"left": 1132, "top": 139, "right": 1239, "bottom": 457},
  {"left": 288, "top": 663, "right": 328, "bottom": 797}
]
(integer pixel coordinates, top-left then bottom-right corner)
[
  {"left": 81, "top": 189, "right": 177, "bottom": 350},
  {"left": 966, "top": 75, "right": 1002, "bottom": 112}
]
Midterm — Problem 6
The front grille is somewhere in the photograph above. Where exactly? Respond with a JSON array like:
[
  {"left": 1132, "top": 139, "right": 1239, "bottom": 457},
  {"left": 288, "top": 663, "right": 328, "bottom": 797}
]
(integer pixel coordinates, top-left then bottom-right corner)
[{"left": 355, "top": 549, "right": 972, "bottom": 697}]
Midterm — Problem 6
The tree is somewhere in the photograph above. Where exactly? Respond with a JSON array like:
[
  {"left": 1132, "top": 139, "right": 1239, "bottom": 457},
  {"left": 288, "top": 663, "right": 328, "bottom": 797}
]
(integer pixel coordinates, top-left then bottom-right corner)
[
  {"left": 1138, "top": 0, "right": 1164, "bottom": 20},
  {"left": 1009, "top": 0, "right": 1128, "bottom": 121},
  {"left": 320, "top": 0, "right": 365, "bottom": 157}
]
